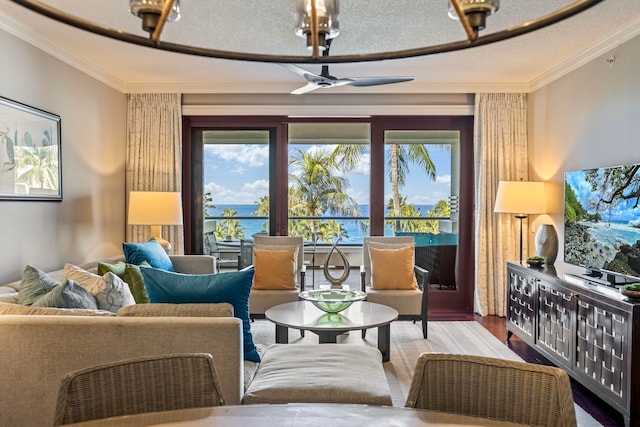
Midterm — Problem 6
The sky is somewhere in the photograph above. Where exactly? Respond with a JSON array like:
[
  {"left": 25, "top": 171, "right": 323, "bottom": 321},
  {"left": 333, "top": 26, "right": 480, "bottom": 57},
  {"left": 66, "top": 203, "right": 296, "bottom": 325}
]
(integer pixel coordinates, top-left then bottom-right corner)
[
  {"left": 566, "top": 167, "right": 640, "bottom": 222},
  {"left": 204, "top": 143, "right": 453, "bottom": 208}
]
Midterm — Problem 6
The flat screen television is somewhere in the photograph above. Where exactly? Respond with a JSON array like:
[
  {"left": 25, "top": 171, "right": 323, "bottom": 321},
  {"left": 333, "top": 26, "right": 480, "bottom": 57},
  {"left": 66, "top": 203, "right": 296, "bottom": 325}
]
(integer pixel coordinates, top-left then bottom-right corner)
[{"left": 564, "top": 162, "right": 640, "bottom": 284}]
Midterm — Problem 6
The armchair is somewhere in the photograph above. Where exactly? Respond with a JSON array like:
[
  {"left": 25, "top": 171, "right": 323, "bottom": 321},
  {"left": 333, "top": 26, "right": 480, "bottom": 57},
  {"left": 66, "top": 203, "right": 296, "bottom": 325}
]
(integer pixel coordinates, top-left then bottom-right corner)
[
  {"left": 249, "top": 236, "right": 306, "bottom": 319},
  {"left": 361, "top": 236, "right": 429, "bottom": 339}
]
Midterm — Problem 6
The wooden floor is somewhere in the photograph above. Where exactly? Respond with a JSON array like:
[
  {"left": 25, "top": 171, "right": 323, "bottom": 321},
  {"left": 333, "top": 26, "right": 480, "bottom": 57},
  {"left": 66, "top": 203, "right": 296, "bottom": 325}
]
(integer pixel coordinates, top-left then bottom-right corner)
[{"left": 435, "top": 312, "right": 625, "bottom": 427}]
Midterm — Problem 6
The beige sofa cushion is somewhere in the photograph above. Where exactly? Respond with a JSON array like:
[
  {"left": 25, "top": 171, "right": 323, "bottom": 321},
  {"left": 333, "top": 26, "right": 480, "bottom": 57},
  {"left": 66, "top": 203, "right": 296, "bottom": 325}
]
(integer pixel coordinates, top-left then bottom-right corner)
[
  {"left": 117, "top": 302, "right": 234, "bottom": 317},
  {"left": 243, "top": 344, "right": 392, "bottom": 406},
  {"left": 0, "top": 302, "right": 115, "bottom": 316}
]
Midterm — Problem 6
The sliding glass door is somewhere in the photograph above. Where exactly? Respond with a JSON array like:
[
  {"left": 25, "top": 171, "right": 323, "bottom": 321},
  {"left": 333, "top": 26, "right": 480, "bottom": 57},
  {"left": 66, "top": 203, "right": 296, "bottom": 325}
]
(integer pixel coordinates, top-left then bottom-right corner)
[{"left": 183, "top": 115, "right": 474, "bottom": 311}]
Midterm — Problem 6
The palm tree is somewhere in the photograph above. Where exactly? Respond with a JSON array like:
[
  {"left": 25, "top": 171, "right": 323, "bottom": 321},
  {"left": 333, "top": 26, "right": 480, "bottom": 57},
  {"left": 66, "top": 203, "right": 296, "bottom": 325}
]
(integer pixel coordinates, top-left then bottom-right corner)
[
  {"left": 16, "top": 145, "right": 59, "bottom": 190},
  {"left": 215, "top": 208, "right": 245, "bottom": 240},
  {"left": 289, "top": 147, "right": 361, "bottom": 242},
  {"left": 332, "top": 142, "right": 439, "bottom": 232}
]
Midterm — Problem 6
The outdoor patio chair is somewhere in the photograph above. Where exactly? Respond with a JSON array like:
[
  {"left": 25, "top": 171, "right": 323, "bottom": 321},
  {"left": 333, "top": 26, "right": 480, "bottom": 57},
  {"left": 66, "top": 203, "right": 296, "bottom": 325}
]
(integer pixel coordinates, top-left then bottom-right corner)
[{"left": 205, "top": 232, "right": 240, "bottom": 272}]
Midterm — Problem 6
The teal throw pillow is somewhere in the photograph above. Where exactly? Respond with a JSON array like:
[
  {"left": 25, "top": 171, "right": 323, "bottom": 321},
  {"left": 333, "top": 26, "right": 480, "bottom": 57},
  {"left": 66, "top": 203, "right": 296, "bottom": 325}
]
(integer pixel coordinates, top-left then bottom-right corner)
[
  {"left": 31, "top": 279, "right": 98, "bottom": 310},
  {"left": 98, "top": 261, "right": 151, "bottom": 304},
  {"left": 140, "top": 267, "right": 259, "bottom": 362},
  {"left": 122, "top": 238, "right": 175, "bottom": 272}
]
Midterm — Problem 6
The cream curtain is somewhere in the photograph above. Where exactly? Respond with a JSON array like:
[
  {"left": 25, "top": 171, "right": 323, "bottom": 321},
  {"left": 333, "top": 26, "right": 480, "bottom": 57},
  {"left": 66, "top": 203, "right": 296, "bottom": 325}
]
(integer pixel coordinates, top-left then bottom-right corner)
[
  {"left": 474, "top": 93, "right": 528, "bottom": 317},
  {"left": 126, "top": 93, "right": 184, "bottom": 254}
]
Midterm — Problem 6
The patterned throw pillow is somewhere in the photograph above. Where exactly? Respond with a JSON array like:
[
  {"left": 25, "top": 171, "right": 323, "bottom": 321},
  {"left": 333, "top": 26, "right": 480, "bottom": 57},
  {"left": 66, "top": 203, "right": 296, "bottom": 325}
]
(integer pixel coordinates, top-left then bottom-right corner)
[
  {"left": 140, "top": 267, "right": 260, "bottom": 363},
  {"left": 122, "top": 238, "right": 175, "bottom": 271},
  {"left": 63, "top": 264, "right": 135, "bottom": 313}
]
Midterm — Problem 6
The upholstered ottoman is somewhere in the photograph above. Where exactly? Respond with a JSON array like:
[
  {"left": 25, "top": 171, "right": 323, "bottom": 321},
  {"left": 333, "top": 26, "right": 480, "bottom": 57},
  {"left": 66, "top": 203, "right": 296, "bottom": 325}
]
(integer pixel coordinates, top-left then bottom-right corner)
[{"left": 242, "top": 344, "right": 392, "bottom": 406}]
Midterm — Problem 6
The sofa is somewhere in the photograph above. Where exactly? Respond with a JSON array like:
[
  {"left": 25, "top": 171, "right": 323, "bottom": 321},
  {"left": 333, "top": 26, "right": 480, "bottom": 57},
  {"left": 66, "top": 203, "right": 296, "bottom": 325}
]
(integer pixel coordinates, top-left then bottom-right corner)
[
  {"left": 0, "top": 254, "right": 254, "bottom": 425},
  {"left": 0, "top": 253, "right": 392, "bottom": 426}
]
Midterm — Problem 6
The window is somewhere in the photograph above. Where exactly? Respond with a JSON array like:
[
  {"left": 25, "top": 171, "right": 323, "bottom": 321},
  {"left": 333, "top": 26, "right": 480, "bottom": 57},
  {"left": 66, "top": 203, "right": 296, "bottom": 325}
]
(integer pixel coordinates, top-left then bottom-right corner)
[
  {"left": 184, "top": 115, "right": 473, "bottom": 309},
  {"left": 288, "top": 122, "right": 370, "bottom": 245}
]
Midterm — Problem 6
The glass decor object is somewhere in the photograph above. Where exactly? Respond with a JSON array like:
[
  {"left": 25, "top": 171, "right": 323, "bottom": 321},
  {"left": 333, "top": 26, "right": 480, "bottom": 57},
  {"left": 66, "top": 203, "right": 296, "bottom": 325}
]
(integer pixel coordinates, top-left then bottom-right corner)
[
  {"left": 294, "top": 0, "right": 339, "bottom": 51},
  {"left": 129, "top": 0, "right": 181, "bottom": 34},
  {"left": 299, "top": 289, "right": 366, "bottom": 313}
]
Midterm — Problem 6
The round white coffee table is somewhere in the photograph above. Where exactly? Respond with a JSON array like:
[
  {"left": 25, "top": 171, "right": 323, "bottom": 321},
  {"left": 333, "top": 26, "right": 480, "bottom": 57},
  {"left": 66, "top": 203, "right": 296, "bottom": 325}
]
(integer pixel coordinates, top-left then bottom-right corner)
[{"left": 265, "top": 301, "right": 398, "bottom": 361}]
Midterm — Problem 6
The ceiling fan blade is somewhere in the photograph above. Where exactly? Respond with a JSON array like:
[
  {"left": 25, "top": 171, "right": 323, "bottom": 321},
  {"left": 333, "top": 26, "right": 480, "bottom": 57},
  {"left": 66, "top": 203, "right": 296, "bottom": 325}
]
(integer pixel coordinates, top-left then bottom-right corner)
[
  {"left": 280, "top": 64, "right": 321, "bottom": 82},
  {"left": 291, "top": 83, "right": 321, "bottom": 95},
  {"left": 344, "top": 76, "right": 414, "bottom": 87}
]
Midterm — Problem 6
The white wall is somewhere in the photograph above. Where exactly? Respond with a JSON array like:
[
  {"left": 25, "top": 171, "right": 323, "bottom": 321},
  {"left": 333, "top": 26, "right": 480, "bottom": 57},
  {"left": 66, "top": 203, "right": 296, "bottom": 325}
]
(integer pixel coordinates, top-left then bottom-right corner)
[
  {"left": 0, "top": 30, "right": 127, "bottom": 284},
  {"left": 528, "top": 34, "right": 640, "bottom": 277}
]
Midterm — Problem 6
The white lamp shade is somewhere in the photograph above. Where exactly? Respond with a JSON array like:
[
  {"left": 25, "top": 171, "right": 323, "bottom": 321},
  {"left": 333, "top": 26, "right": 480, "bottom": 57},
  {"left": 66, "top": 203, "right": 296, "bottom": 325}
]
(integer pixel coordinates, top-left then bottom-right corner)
[
  {"left": 128, "top": 191, "right": 183, "bottom": 225},
  {"left": 494, "top": 181, "right": 546, "bottom": 215}
]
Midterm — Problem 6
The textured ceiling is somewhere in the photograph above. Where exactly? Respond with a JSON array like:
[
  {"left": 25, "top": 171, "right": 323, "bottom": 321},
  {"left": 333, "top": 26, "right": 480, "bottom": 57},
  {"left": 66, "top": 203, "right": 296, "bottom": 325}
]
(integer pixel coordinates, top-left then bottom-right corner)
[{"left": 1, "top": 0, "right": 640, "bottom": 94}]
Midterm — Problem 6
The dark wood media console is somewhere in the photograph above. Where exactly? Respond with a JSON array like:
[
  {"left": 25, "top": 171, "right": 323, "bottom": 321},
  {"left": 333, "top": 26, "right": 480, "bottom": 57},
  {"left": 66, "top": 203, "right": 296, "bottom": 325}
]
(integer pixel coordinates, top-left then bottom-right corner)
[{"left": 506, "top": 262, "right": 640, "bottom": 427}]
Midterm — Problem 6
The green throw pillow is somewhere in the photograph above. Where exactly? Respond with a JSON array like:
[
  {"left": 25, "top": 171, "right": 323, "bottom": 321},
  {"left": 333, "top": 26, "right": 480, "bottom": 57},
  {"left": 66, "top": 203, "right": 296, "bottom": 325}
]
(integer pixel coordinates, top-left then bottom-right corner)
[
  {"left": 141, "top": 267, "right": 260, "bottom": 362},
  {"left": 98, "top": 261, "right": 150, "bottom": 304}
]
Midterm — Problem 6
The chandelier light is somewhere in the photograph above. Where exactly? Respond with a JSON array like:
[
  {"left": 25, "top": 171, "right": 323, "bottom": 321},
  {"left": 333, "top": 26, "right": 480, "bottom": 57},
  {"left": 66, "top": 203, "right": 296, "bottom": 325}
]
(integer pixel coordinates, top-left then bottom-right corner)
[{"left": 10, "top": 0, "right": 604, "bottom": 64}]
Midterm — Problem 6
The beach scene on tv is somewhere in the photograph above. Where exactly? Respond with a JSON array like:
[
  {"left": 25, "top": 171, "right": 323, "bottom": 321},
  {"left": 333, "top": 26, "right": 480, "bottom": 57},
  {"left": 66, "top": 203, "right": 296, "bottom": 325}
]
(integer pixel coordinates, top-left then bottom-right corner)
[{"left": 564, "top": 163, "right": 640, "bottom": 278}]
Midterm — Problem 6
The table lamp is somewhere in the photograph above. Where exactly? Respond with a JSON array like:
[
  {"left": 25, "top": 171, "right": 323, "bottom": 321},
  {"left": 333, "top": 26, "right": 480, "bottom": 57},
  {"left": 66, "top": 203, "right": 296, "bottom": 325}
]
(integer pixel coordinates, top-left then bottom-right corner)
[
  {"left": 128, "top": 191, "right": 183, "bottom": 252},
  {"left": 494, "top": 181, "right": 546, "bottom": 263}
]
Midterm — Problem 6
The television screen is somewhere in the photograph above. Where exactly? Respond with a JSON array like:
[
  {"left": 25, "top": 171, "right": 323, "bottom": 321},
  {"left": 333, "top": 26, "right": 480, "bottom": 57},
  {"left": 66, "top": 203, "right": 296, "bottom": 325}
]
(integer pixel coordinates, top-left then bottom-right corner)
[{"left": 564, "top": 163, "right": 640, "bottom": 279}]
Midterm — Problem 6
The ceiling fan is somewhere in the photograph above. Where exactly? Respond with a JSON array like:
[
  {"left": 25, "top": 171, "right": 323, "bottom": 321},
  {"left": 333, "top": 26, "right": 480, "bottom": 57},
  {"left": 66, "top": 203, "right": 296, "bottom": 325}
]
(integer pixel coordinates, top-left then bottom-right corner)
[{"left": 282, "top": 40, "right": 414, "bottom": 95}]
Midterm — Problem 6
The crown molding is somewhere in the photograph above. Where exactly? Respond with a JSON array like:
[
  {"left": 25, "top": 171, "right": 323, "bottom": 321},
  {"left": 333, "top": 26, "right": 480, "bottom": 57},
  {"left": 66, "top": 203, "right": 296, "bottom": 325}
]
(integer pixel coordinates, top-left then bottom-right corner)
[
  {"left": 530, "top": 18, "right": 640, "bottom": 91},
  {"left": 0, "top": 10, "right": 126, "bottom": 92}
]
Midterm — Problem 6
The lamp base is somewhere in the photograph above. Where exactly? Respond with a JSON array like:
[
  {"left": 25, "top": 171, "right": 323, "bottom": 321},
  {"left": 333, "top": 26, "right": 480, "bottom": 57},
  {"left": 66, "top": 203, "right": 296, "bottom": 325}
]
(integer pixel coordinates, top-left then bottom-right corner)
[{"left": 149, "top": 225, "right": 172, "bottom": 254}]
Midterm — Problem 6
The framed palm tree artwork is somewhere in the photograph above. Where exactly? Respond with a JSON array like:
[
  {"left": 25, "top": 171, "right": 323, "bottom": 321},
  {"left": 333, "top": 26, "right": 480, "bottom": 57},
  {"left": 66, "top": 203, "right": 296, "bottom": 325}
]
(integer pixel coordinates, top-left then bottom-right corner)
[{"left": 0, "top": 96, "right": 62, "bottom": 201}]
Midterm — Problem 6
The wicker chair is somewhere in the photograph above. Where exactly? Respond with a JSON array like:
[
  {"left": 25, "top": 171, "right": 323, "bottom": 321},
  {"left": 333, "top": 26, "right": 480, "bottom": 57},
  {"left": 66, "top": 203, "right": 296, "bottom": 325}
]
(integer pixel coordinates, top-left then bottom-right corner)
[
  {"left": 53, "top": 353, "right": 225, "bottom": 425},
  {"left": 405, "top": 353, "right": 577, "bottom": 427}
]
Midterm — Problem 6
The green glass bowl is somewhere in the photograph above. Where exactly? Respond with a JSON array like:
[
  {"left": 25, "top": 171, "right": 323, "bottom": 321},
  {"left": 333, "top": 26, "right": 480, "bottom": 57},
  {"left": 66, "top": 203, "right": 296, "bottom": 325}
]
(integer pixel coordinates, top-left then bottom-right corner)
[{"left": 299, "top": 289, "right": 367, "bottom": 313}]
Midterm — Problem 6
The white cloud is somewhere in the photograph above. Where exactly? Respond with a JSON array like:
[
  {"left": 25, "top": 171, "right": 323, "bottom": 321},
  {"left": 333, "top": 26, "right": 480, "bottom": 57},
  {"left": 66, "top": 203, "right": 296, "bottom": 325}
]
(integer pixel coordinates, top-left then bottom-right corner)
[
  {"left": 436, "top": 174, "right": 451, "bottom": 184},
  {"left": 204, "top": 179, "right": 269, "bottom": 205},
  {"left": 204, "top": 144, "right": 269, "bottom": 167},
  {"left": 243, "top": 179, "right": 269, "bottom": 193}
]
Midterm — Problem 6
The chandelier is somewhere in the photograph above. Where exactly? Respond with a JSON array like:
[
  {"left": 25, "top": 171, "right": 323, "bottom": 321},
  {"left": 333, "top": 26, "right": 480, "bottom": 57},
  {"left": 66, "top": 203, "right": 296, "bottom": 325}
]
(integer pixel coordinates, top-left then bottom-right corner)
[{"left": 9, "top": 0, "right": 604, "bottom": 64}]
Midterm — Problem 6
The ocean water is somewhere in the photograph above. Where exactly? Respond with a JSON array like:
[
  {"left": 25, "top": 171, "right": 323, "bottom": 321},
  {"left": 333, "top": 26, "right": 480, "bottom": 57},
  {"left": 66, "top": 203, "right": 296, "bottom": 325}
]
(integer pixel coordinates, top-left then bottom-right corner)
[
  {"left": 206, "top": 204, "right": 436, "bottom": 244},
  {"left": 580, "top": 220, "right": 640, "bottom": 250}
]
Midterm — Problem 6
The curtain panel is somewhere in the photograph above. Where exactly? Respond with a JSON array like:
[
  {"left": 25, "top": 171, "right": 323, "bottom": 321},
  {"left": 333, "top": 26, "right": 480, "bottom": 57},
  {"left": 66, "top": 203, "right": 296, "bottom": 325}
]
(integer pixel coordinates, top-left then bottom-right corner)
[
  {"left": 126, "top": 93, "right": 184, "bottom": 254},
  {"left": 474, "top": 93, "right": 528, "bottom": 317}
]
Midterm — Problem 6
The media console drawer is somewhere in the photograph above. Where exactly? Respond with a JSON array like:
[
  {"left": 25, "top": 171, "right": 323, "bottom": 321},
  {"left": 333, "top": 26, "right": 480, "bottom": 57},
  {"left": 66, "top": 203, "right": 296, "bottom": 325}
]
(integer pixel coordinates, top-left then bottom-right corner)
[{"left": 506, "top": 262, "right": 640, "bottom": 427}]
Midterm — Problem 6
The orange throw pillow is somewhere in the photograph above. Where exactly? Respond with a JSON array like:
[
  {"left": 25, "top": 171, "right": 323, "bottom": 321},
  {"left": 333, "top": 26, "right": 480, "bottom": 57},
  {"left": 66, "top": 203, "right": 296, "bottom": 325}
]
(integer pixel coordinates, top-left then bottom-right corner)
[
  {"left": 369, "top": 246, "right": 418, "bottom": 290},
  {"left": 252, "top": 248, "right": 297, "bottom": 290}
]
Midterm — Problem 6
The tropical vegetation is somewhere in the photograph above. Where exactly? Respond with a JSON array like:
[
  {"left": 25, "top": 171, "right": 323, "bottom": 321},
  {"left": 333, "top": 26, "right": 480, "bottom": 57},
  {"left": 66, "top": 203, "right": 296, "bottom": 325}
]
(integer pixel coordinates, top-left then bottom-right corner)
[{"left": 206, "top": 142, "right": 452, "bottom": 242}]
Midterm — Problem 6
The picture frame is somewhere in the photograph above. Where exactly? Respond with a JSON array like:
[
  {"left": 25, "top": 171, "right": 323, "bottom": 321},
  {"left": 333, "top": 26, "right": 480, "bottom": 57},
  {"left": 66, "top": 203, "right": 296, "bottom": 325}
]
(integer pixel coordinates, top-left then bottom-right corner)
[{"left": 0, "top": 96, "right": 62, "bottom": 201}]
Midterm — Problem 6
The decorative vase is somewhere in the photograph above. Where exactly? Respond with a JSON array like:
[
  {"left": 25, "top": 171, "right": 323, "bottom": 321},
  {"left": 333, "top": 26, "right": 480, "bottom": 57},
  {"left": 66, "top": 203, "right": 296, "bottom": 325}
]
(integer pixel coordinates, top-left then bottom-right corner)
[{"left": 535, "top": 224, "right": 558, "bottom": 265}]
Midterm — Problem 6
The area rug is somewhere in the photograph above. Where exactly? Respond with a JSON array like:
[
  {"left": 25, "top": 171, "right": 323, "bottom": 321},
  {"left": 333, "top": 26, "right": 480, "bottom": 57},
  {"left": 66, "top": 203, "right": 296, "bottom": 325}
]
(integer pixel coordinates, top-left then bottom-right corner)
[{"left": 250, "top": 320, "right": 602, "bottom": 427}]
